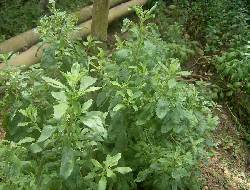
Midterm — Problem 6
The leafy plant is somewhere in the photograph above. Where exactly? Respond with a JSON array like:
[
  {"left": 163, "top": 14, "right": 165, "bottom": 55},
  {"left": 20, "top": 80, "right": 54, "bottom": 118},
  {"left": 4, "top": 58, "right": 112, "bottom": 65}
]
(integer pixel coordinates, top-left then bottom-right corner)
[
  {"left": 0, "top": 3, "right": 219, "bottom": 190},
  {"left": 90, "top": 5, "right": 218, "bottom": 189}
]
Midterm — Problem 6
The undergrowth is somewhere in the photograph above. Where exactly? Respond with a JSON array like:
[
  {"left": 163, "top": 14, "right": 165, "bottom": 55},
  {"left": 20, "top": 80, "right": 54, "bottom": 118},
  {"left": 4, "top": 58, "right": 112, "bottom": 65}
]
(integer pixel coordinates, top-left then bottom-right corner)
[{"left": 175, "top": 0, "right": 250, "bottom": 142}]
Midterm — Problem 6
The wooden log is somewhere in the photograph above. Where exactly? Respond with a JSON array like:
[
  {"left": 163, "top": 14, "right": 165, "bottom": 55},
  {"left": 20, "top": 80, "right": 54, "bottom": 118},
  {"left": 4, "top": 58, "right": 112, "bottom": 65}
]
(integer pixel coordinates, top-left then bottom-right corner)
[
  {"left": 0, "top": 0, "right": 147, "bottom": 69},
  {"left": 0, "top": 0, "right": 128, "bottom": 54}
]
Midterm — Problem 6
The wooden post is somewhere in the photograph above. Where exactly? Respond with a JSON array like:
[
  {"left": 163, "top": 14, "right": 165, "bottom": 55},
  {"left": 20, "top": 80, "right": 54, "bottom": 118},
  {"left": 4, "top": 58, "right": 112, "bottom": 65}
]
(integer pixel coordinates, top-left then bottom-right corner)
[{"left": 91, "top": 0, "right": 110, "bottom": 42}]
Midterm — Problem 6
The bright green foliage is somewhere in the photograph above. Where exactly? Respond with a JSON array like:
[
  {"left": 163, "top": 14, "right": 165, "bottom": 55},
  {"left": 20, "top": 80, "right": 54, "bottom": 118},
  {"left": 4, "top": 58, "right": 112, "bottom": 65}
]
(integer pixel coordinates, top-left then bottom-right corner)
[{"left": 0, "top": 4, "right": 218, "bottom": 190}]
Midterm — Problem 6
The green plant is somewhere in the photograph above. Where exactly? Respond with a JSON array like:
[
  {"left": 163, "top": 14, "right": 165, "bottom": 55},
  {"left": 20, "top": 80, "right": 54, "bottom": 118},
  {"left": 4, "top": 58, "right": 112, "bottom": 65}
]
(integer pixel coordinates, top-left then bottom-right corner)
[
  {"left": 215, "top": 41, "right": 250, "bottom": 95},
  {"left": 0, "top": 3, "right": 218, "bottom": 190},
  {"left": 89, "top": 5, "right": 218, "bottom": 189},
  {"left": 0, "top": 62, "right": 131, "bottom": 190}
]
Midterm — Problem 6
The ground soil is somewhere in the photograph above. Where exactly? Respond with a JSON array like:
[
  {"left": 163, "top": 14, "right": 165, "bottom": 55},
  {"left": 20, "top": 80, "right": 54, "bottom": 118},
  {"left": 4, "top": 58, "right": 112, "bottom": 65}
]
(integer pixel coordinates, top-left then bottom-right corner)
[{"left": 201, "top": 105, "right": 250, "bottom": 190}]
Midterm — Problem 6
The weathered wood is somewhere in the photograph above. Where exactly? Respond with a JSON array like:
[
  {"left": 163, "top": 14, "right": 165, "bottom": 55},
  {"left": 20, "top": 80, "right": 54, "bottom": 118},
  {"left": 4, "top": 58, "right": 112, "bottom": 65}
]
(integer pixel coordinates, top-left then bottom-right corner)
[{"left": 91, "top": 0, "right": 110, "bottom": 42}]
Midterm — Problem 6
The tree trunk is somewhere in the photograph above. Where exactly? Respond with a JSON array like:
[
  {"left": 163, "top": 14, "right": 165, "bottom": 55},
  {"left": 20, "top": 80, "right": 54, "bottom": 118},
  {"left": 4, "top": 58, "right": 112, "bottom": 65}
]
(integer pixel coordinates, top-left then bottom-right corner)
[
  {"left": 39, "top": 0, "right": 49, "bottom": 11},
  {"left": 91, "top": 0, "right": 110, "bottom": 42}
]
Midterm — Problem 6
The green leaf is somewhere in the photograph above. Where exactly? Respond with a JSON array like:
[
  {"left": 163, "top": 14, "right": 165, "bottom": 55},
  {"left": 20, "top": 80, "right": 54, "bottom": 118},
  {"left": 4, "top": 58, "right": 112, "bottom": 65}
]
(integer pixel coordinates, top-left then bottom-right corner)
[
  {"left": 17, "top": 137, "right": 35, "bottom": 145},
  {"left": 37, "top": 125, "right": 56, "bottom": 142},
  {"left": 81, "top": 113, "right": 107, "bottom": 139},
  {"left": 156, "top": 99, "right": 170, "bottom": 119},
  {"left": 135, "top": 169, "right": 151, "bottom": 182},
  {"left": 80, "top": 76, "right": 97, "bottom": 91},
  {"left": 91, "top": 159, "right": 103, "bottom": 169},
  {"left": 113, "top": 104, "right": 125, "bottom": 112},
  {"left": 171, "top": 167, "right": 188, "bottom": 180},
  {"left": 85, "top": 86, "right": 101, "bottom": 93},
  {"left": 104, "top": 153, "right": 121, "bottom": 168},
  {"left": 60, "top": 147, "right": 74, "bottom": 180},
  {"left": 51, "top": 91, "right": 67, "bottom": 102},
  {"left": 84, "top": 172, "right": 96, "bottom": 180},
  {"left": 71, "top": 62, "right": 81, "bottom": 75},
  {"left": 82, "top": 99, "right": 93, "bottom": 113},
  {"left": 43, "top": 76, "right": 67, "bottom": 89},
  {"left": 17, "top": 122, "right": 30, "bottom": 127},
  {"left": 168, "top": 79, "right": 177, "bottom": 89},
  {"left": 30, "top": 143, "right": 43, "bottom": 154},
  {"left": 106, "top": 168, "right": 116, "bottom": 178},
  {"left": 114, "top": 167, "right": 132, "bottom": 174},
  {"left": 81, "top": 114, "right": 103, "bottom": 129},
  {"left": 53, "top": 103, "right": 68, "bottom": 120},
  {"left": 98, "top": 176, "right": 107, "bottom": 190}
]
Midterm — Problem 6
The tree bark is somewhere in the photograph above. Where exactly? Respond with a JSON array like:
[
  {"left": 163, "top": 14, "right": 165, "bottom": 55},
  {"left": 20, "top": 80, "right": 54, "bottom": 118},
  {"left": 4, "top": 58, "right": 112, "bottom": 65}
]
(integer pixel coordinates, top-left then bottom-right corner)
[
  {"left": 91, "top": 0, "right": 110, "bottom": 42},
  {"left": 39, "top": 0, "right": 49, "bottom": 11}
]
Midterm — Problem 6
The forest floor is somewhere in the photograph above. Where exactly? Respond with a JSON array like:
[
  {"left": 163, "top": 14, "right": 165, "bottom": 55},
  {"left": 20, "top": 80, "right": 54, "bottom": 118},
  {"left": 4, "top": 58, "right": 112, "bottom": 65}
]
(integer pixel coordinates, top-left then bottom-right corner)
[
  {"left": 0, "top": 11, "right": 249, "bottom": 190},
  {"left": 201, "top": 105, "right": 250, "bottom": 190}
]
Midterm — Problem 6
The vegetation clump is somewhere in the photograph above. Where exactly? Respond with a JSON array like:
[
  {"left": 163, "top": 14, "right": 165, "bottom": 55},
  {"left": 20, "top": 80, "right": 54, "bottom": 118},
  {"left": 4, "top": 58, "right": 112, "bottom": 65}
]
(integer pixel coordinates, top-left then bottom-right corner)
[{"left": 0, "top": 4, "right": 219, "bottom": 190}]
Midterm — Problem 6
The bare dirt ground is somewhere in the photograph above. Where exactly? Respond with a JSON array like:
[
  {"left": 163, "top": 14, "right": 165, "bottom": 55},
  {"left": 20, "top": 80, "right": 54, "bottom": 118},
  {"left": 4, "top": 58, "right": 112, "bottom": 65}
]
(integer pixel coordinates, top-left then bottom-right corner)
[{"left": 201, "top": 105, "right": 250, "bottom": 190}]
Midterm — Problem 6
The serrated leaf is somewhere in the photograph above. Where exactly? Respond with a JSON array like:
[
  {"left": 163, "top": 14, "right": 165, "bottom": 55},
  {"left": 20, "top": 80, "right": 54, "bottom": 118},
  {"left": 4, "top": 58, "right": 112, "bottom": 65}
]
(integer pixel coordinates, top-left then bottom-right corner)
[
  {"left": 60, "top": 147, "right": 74, "bottom": 180},
  {"left": 80, "top": 76, "right": 97, "bottom": 91},
  {"left": 43, "top": 77, "right": 67, "bottom": 89},
  {"left": 81, "top": 113, "right": 107, "bottom": 139},
  {"left": 114, "top": 167, "right": 132, "bottom": 174},
  {"left": 37, "top": 125, "right": 56, "bottom": 143},
  {"left": 156, "top": 99, "right": 170, "bottom": 119},
  {"left": 98, "top": 176, "right": 107, "bottom": 190},
  {"left": 53, "top": 103, "right": 68, "bottom": 120}
]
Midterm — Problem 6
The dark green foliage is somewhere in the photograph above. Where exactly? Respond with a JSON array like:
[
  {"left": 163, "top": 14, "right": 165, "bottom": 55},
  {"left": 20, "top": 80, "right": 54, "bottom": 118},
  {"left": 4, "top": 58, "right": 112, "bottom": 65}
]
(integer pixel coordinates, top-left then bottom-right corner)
[
  {"left": 179, "top": 0, "right": 249, "bottom": 52},
  {"left": 174, "top": 0, "right": 250, "bottom": 141}
]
